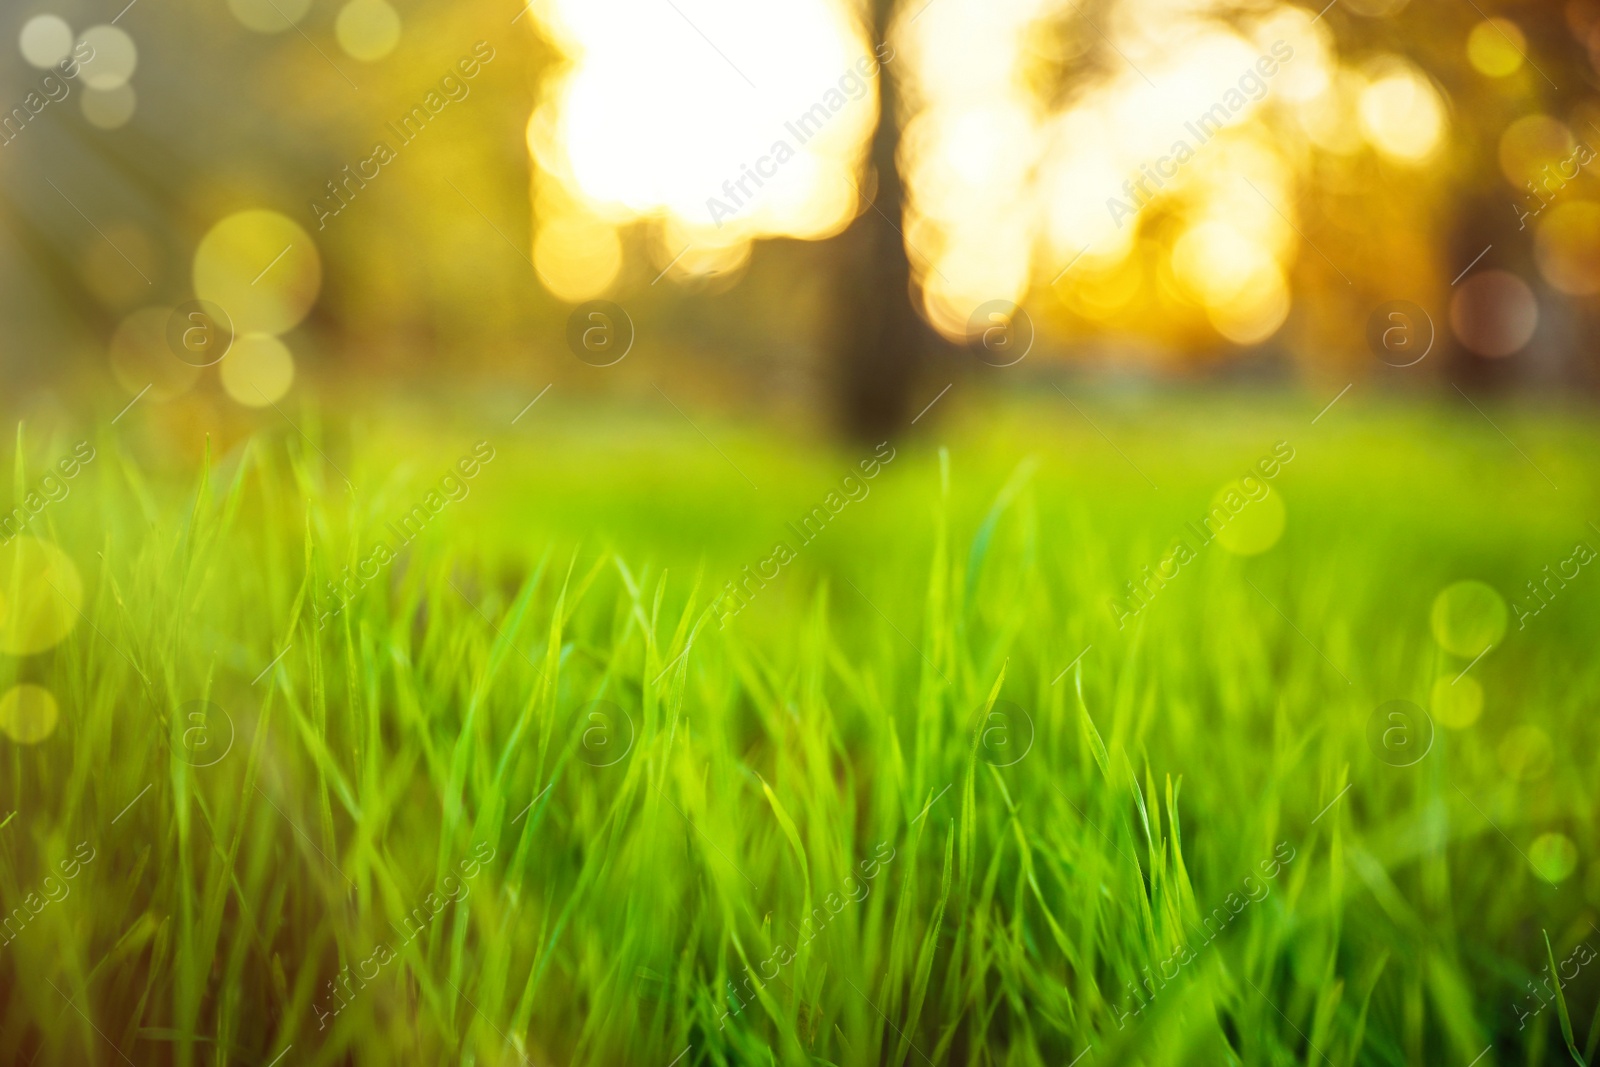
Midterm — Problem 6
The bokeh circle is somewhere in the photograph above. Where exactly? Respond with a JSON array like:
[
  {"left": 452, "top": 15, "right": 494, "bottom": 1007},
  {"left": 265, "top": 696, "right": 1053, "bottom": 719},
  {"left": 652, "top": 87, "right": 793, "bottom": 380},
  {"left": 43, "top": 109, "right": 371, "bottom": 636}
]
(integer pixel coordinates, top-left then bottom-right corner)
[
  {"left": 82, "top": 84, "right": 137, "bottom": 130},
  {"left": 1430, "top": 580, "right": 1507, "bottom": 658},
  {"left": 0, "top": 685, "right": 59, "bottom": 744},
  {"left": 1430, "top": 674, "right": 1484, "bottom": 729},
  {"left": 19, "top": 15, "right": 73, "bottom": 69},
  {"left": 220, "top": 334, "right": 296, "bottom": 407},
  {"left": 0, "top": 537, "right": 83, "bottom": 656},
  {"left": 77, "top": 25, "right": 137, "bottom": 91},
  {"left": 1536, "top": 203, "right": 1600, "bottom": 295},
  {"left": 1449, "top": 271, "right": 1537, "bottom": 358},
  {"left": 1210, "top": 482, "right": 1286, "bottom": 556},
  {"left": 1530, "top": 831, "right": 1578, "bottom": 884},
  {"left": 193, "top": 211, "right": 321, "bottom": 336},
  {"left": 1468, "top": 19, "right": 1526, "bottom": 78},
  {"left": 336, "top": 0, "right": 402, "bottom": 62}
]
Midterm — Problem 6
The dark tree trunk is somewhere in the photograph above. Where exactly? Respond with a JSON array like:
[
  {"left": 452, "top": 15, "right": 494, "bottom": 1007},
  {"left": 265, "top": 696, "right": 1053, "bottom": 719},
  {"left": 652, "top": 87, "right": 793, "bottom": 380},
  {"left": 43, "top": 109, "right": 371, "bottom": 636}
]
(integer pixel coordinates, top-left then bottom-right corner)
[
  {"left": 830, "top": 0, "right": 927, "bottom": 441},
  {"left": 1442, "top": 189, "right": 1522, "bottom": 391}
]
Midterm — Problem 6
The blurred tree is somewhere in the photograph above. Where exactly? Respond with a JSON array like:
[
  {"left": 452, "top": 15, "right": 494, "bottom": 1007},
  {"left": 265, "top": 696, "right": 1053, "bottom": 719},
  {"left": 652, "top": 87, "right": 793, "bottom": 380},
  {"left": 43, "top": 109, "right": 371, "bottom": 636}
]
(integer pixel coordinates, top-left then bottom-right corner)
[
  {"left": 828, "top": 0, "right": 930, "bottom": 440},
  {"left": 1242, "top": 0, "right": 1600, "bottom": 388},
  {"left": 1396, "top": 0, "right": 1600, "bottom": 389}
]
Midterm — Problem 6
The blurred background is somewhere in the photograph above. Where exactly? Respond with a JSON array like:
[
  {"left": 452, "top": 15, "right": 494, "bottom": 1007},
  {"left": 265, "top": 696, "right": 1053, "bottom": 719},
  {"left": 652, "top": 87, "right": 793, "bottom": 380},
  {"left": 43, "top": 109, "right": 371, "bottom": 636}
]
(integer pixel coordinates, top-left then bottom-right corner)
[{"left": 1, "top": 0, "right": 1596, "bottom": 441}]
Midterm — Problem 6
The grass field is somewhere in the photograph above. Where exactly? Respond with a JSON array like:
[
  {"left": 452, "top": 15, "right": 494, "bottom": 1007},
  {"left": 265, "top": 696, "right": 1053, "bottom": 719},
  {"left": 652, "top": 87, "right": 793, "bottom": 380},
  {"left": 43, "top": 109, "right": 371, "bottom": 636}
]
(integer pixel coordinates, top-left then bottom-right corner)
[{"left": 0, "top": 388, "right": 1597, "bottom": 1067}]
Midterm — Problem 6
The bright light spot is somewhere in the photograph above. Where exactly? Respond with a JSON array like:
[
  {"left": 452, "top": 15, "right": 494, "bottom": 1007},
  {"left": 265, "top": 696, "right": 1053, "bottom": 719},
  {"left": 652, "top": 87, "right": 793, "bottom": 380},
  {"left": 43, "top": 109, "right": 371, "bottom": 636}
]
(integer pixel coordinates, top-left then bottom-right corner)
[
  {"left": 1535, "top": 202, "right": 1600, "bottom": 294},
  {"left": 1431, "top": 674, "right": 1483, "bottom": 729},
  {"left": 920, "top": 226, "right": 1033, "bottom": 340},
  {"left": 1208, "top": 264, "right": 1289, "bottom": 344},
  {"left": 194, "top": 211, "right": 321, "bottom": 335},
  {"left": 1430, "top": 580, "right": 1507, "bottom": 657},
  {"left": 533, "top": 213, "right": 623, "bottom": 302},
  {"left": 900, "top": 0, "right": 1052, "bottom": 329},
  {"left": 1449, "top": 270, "right": 1537, "bottom": 358},
  {"left": 942, "top": 0, "right": 1317, "bottom": 345},
  {"left": 19, "top": 15, "right": 73, "bottom": 69},
  {"left": 1358, "top": 62, "right": 1444, "bottom": 163},
  {"left": 529, "top": 0, "right": 1335, "bottom": 350},
  {"left": 1252, "top": 7, "right": 1332, "bottom": 103},
  {"left": 336, "top": 0, "right": 402, "bottom": 63},
  {"left": 527, "top": 0, "right": 877, "bottom": 268},
  {"left": 909, "top": 94, "right": 1039, "bottom": 327},
  {"left": 1467, "top": 19, "right": 1524, "bottom": 78},
  {"left": 221, "top": 334, "right": 296, "bottom": 407},
  {"left": 1172, "top": 221, "right": 1274, "bottom": 307},
  {"left": 77, "top": 25, "right": 136, "bottom": 92},
  {"left": 1298, "top": 68, "right": 1366, "bottom": 154},
  {"left": 82, "top": 84, "right": 136, "bottom": 130},
  {"left": 0, "top": 538, "right": 82, "bottom": 657},
  {"left": 0, "top": 685, "right": 59, "bottom": 745},
  {"left": 109, "top": 307, "right": 199, "bottom": 400},
  {"left": 228, "top": 0, "right": 311, "bottom": 34}
]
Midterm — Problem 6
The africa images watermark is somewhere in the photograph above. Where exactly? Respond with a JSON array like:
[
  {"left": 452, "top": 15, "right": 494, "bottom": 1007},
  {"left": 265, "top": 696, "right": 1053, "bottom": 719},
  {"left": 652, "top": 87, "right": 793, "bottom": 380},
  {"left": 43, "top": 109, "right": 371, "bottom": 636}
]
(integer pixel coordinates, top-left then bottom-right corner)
[
  {"left": 1512, "top": 537, "right": 1596, "bottom": 630},
  {"left": 712, "top": 441, "right": 897, "bottom": 627},
  {"left": 311, "top": 41, "right": 498, "bottom": 230},
  {"left": 317, "top": 441, "right": 497, "bottom": 629},
  {"left": 1106, "top": 40, "right": 1293, "bottom": 229},
  {"left": 717, "top": 841, "right": 897, "bottom": 1031},
  {"left": 0, "top": 441, "right": 96, "bottom": 547},
  {"left": 0, "top": 841, "right": 98, "bottom": 950},
  {"left": 313, "top": 841, "right": 496, "bottom": 1030},
  {"left": 1515, "top": 938, "right": 1596, "bottom": 1032},
  {"left": 705, "top": 44, "right": 896, "bottom": 228},
  {"left": 1113, "top": 840, "right": 1297, "bottom": 1028},
  {"left": 0, "top": 41, "right": 96, "bottom": 149},
  {"left": 1109, "top": 440, "right": 1295, "bottom": 629},
  {"left": 1513, "top": 136, "right": 1594, "bottom": 231}
]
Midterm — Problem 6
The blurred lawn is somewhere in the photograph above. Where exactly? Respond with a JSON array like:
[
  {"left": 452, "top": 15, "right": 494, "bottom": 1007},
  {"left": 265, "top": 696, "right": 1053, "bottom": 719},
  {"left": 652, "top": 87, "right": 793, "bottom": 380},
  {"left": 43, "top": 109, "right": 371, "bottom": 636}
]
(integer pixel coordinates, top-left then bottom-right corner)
[{"left": 1, "top": 389, "right": 1597, "bottom": 1066}]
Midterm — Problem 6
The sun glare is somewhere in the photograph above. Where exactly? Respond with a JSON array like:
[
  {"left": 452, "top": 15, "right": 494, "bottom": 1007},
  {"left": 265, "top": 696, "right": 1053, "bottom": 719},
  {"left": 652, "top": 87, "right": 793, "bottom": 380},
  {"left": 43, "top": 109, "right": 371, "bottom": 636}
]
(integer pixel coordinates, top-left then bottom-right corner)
[
  {"left": 525, "top": 0, "right": 877, "bottom": 297},
  {"left": 528, "top": 0, "right": 1438, "bottom": 349},
  {"left": 898, "top": 0, "right": 1339, "bottom": 344}
]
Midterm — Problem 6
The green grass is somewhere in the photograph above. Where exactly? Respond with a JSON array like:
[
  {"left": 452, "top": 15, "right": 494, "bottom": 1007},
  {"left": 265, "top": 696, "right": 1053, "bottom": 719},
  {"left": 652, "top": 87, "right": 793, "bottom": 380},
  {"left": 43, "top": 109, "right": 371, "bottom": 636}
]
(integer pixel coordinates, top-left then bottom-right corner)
[{"left": 2, "top": 390, "right": 1598, "bottom": 1066}]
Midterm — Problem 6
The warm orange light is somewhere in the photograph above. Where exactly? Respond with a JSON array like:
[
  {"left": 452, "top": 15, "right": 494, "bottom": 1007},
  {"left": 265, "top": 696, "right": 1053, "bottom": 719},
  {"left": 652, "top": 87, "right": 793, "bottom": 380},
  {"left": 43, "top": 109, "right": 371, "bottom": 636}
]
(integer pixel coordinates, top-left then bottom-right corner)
[{"left": 524, "top": 0, "right": 878, "bottom": 288}]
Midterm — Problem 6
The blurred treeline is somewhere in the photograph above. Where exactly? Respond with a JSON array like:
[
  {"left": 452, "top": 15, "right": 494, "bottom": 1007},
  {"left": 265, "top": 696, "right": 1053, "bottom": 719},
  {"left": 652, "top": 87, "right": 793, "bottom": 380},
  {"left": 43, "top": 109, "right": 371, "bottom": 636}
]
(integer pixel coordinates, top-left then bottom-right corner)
[{"left": 1, "top": 0, "right": 1598, "bottom": 442}]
